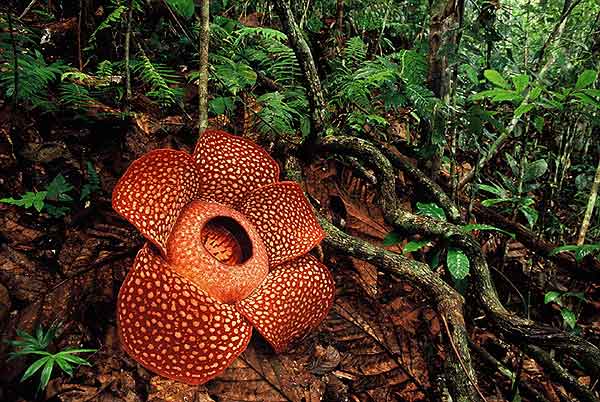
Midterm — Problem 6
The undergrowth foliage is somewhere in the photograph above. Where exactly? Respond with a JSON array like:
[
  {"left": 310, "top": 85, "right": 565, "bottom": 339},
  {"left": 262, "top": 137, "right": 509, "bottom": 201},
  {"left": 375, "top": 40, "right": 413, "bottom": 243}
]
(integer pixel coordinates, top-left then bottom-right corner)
[{"left": 326, "top": 36, "right": 440, "bottom": 136}]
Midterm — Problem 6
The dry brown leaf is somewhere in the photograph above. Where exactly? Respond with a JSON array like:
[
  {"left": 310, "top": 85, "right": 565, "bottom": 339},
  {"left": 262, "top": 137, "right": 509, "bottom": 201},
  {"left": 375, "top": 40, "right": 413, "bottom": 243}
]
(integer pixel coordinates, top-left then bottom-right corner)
[
  {"left": 148, "top": 377, "right": 214, "bottom": 402},
  {"left": 207, "top": 343, "right": 325, "bottom": 402},
  {"left": 323, "top": 269, "right": 431, "bottom": 402}
]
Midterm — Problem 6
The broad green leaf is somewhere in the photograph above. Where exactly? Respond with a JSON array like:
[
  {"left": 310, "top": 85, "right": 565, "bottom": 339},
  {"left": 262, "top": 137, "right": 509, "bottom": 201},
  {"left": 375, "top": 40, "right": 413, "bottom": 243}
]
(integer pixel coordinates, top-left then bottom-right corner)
[
  {"left": 481, "top": 197, "right": 513, "bottom": 207},
  {"left": 529, "top": 86, "right": 542, "bottom": 100},
  {"left": 573, "top": 92, "right": 600, "bottom": 108},
  {"left": 463, "top": 64, "right": 479, "bottom": 85},
  {"left": 471, "top": 89, "right": 521, "bottom": 102},
  {"left": 39, "top": 359, "right": 54, "bottom": 391},
  {"left": 544, "top": 291, "right": 562, "bottom": 304},
  {"left": 563, "top": 291, "right": 588, "bottom": 303},
  {"left": 550, "top": 244, "right": 580, "bottom": 255},
  {"left": 403, "top": 239, "right": 431, "bottom": 254},
  {"left": 165, "top": 0, "right": 195, "bottom": 18},
  {"left": 57, "top": 352, "right": 93, "bottom": 365},
  {"left": 575, "top": 69, "right": 597, "bottom": 89},
  {"left": 54, "top": 358, "right": 74, "bottom": 376},
  {"left": 209, "top": 96, "right": 234, "bottom": 115},
  {"left": 514, "top": 102, "right": 534, "bottom": 118},
  {"left": 512, "top": 74, "right": 529, "bottom": 93},
  {"left": 519, "top": 205, "right": 538, "bottom": 228},
  {"left": 461, "top": 224, "right": 515, "bottom": 239},
  {"left": 583, "top": 89, "right": 600, "bottom": 98},
  {"left": 484, "top": 69, "right": 509, "bottom": 88},
  {"left": 383, "top": 231, "right": 403, "bottom": 246},
  {"left": 446, "top": 247, "right": 470, "bottom": 280},
  {"left": 505, "top": 153, "right": 519, "bottom": 177},
  {"left": 492, "top": 90, "right": 523, "bottom": 103},
  {"left": 416, "top": 202, "right": 446, "bottom": 221},
  {"left": 523, "top": 159, "right": 547, "bottom": 182},
  {"left": 20, "top": 356, "right": 50, "bottom": 383},
  {"left": 560, "top": 308, "right": 577, "bottom": 329},
  {"left": 477, "top": 183, "right": 506, "bottom": 196}
]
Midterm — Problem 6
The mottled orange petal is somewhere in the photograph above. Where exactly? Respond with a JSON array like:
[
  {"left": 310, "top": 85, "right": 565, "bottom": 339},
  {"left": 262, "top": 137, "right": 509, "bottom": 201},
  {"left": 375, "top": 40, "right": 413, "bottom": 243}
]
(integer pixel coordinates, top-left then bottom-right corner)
[
  {"left": 166, "top": 200, "right": 269, "bottom": 304},
  {"left": 118, "top": 245, "right": 252, "bottom": 385},
  {"left": 193, "top": 130, "right": 280, "bottom": 206},
  {"left": 236, "top": 255, "right": 335, "bottom": 352},
  {"left": 237, "top": 181, "right": 325, "bottom": 267},
  {"left": 112, "top": 149, "right": 202, "bottom": 257}
]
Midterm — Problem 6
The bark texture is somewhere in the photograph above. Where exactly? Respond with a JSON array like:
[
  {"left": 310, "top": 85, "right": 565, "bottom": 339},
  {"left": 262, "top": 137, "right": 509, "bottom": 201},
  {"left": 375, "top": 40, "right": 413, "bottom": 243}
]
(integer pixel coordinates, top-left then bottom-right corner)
[{"left": 273, "top": 0, "right": 326, "bottom": 133}]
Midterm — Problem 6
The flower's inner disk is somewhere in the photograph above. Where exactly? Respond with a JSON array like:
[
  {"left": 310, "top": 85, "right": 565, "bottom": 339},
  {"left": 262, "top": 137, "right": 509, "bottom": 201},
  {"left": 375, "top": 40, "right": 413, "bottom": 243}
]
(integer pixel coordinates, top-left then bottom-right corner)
[{"left": 201, "top": 216, "right": 252, "bottom": 265}]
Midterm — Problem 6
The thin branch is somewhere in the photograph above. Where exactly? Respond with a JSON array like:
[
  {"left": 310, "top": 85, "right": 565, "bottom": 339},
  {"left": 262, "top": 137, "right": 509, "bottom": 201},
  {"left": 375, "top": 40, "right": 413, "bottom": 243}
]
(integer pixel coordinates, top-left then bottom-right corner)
[{"left": 18, "top": 0, "right": 37, "bottom": 19}]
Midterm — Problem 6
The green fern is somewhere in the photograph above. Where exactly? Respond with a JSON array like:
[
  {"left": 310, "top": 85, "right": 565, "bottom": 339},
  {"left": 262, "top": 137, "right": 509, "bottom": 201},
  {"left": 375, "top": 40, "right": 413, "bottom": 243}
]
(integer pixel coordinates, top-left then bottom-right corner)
[
  {"left": 96, "top": 61, "right": 114, "bottom": 78},
  {"left": 344, "top": 37, "right": 368, "bottom": 68},
  {"left": 90, "top": 5, "right": 126, "bottom": 42},
  {"left": 233, "top": 27, "right": 288, "bottom": 47},
  {"left": 59, "top": 82, "right": 97, "bottom": 110},
  {"left": 0, "top": 50, "right": 68, "bottom": 110},
  {"left": 131, "top": 54, "right": 183, "bottom": 107}
]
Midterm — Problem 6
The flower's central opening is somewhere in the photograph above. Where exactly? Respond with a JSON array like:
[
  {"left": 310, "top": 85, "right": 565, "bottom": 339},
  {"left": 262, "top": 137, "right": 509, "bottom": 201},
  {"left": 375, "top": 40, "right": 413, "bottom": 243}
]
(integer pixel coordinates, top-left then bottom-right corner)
[
  {"left": 201, "top": 216, "right": 253, "bottom": 266},
  {"left": 166, "top": 200, "right": 268, "bottom": 303}
]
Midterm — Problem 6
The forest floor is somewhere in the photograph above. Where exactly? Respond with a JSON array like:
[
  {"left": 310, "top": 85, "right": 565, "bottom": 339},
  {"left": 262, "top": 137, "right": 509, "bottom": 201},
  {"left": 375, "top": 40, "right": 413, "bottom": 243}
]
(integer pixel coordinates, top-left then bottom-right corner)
[{"left": 0, "top": 104, "right": 599, "bottom": 402}]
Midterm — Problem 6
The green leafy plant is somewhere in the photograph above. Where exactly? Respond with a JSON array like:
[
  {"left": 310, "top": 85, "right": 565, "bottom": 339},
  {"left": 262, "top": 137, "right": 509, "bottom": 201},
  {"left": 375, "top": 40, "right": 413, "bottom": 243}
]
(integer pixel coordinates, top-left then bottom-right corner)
[
  {"left": 1, "top": 174, "right": 74, "bottom": 217},
  {"left": 544, "top": 290, "right": 587, "bottom": 330},
  {"left": 6, "top": 322, "right": 96, "bottom": 393},
  {"left": 550, "top": 243, "right": 600, "bottom": 263},
  {"left": 477, "top": 156, "right": 549, "bottom": 228},
  {"left": 384, "top": 202, "right": 514, "bottom": 280},
  {"left": 81, "top": 162, "right": 102, "bottom": 201}
]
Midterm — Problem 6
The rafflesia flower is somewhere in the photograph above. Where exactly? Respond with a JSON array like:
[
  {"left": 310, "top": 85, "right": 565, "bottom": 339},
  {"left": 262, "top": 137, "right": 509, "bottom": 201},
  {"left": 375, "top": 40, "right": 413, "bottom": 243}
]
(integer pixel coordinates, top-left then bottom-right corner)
[{"left": 112, "top": 130, "right": 335, "bottom": 384}]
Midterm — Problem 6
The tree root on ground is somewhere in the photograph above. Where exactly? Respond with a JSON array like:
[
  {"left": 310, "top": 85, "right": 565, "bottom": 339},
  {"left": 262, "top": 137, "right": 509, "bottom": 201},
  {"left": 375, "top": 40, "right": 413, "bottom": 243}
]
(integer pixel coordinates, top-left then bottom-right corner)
[{"left": 312, "top": 135, "right": 600, "bottom": 401}]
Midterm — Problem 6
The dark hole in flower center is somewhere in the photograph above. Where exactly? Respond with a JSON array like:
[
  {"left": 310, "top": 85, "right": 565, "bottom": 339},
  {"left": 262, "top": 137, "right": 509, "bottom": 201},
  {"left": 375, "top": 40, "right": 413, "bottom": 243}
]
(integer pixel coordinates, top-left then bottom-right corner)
[{"left": 201, "top": 216, "right": 252, "bottom": 265}]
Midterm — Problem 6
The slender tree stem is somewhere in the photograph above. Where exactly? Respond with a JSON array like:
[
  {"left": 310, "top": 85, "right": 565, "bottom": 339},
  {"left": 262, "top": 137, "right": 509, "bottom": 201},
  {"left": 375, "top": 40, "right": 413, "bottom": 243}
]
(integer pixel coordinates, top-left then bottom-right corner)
[
  {"left": 577, "top": 154, "right": 600, "bottom": 244},
  {"left": 198, "top": 0, "right": 210, "bottom": 135},
  {"left": 123, "top": 0, "right": 133, "bottom": 111}
]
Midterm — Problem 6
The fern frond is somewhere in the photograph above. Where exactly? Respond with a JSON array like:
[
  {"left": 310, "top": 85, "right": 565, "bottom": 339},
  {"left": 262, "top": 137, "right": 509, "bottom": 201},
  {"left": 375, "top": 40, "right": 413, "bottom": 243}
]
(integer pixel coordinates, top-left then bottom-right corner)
[
  {"left": 131, "top": 54, "right": 182, "bottom": 107},
  {"left": 344, "top": 37, "right": 368, "bottom": 68},
  {"left": 90, "top": 5, "right": 126, "bottom": 42},
  {"left": 0, "top": 50, "right": 68, "bottom": 109},
  {"left": 234, "top": 27, "right": 288, "bottom": 47},
  {"left": 59, "top": 82, "right": 97, "bottom": 110}
]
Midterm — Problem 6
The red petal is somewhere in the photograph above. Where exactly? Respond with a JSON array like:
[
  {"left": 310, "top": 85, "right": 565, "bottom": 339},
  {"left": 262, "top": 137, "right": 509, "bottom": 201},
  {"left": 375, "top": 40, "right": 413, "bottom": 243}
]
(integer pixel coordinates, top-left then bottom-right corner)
[
  {"left": 166, "top": 200, "right": 269, "bottom": 304},
  {"left": 118, "top": 245, "right": 252, "bottom": 385},
  {"left": 193, "top": 130, "right": 279, "bottom": 206},
  {"left": 112, "top": 149, "right": 202, "bottom": 256},
  {"left": 236, "top": 255, "right": 335, "bottom": 352},
  {"left": 237, "top": 182, "right": 325, "bottom": 267}
]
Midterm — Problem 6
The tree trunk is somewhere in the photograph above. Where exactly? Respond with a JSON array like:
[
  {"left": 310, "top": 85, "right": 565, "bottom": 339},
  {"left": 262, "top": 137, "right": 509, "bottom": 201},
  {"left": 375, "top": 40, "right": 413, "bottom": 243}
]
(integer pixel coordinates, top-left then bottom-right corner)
[
  {"left": 427, "top": 0, "right": 464, "bottom": 100},
  {"left": 273, "top": 0, "right": 326, "bottom": 135},
  {"left": 577, "top": 154, "right": 600, "bottom": 244},
  {"left": 426, "top": 0, "right": 464, "bottom": 179},
  {"left": 198, "top": 0, "right": 210, "bottom": 136}
]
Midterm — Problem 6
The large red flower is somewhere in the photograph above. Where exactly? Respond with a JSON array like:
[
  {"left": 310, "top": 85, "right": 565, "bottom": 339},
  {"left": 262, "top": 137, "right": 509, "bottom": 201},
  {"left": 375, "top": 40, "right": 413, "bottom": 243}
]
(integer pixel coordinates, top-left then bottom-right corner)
[{"left": 112, "top": 130, "right": 335, "bottom": 384}]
